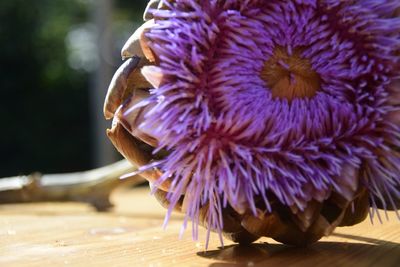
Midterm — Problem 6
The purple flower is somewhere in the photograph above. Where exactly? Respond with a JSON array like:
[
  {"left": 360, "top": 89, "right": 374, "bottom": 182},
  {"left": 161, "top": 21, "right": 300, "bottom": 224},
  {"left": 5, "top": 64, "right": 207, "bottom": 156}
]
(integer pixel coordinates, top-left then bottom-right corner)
[{"left": 120, "top": 0, "right": 400, "bottom": 244}]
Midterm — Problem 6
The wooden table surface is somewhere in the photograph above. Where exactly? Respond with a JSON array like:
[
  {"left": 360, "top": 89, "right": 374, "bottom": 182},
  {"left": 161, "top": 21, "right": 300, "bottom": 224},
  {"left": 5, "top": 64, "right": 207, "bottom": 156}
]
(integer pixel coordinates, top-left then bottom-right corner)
[{"left": 0, "top": 187, "right": 399, "bottom": 267}]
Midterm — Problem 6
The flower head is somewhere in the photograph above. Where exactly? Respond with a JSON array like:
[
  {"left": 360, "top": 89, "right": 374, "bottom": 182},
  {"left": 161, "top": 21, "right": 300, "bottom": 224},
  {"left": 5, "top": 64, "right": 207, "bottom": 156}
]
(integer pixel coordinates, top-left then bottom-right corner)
[{"left": 108, "top": 0, "right": 400, "bottom": 245}]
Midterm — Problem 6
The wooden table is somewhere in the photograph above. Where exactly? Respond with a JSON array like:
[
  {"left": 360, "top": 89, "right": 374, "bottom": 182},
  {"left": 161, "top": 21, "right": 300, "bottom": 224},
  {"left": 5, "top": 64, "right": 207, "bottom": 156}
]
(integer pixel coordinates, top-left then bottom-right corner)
[{"left": 0, "top": 187, "right": 399, "bottom": 267}]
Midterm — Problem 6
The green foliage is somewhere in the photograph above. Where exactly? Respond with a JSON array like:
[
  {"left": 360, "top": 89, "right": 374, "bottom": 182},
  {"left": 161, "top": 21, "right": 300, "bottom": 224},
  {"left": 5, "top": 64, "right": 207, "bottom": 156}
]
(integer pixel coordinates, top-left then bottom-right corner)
[
  {"left": 0, "top": 0, "right": 90, "bottom": 176},
  {"left": 0, "top": 0, "right": 146, "bottom": 176}
]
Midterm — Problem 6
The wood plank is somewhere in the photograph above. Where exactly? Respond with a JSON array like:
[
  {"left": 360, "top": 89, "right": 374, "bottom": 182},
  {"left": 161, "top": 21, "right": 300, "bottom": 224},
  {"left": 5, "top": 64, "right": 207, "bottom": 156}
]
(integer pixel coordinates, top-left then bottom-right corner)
[{"left": 0, "top": 187, "right": 399, "bottom": 267}]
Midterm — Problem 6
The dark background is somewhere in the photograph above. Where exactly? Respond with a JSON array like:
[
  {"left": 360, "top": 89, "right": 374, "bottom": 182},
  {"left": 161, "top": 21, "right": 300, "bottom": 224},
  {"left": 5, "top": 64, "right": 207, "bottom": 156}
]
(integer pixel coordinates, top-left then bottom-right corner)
[{"left": 0, "top": 0, "right": 147, "bottom": 177}]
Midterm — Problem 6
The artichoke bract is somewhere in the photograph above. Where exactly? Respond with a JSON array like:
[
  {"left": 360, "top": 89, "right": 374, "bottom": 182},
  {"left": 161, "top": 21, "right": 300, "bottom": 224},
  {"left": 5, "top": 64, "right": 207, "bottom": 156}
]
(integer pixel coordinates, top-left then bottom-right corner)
[{"left": 104, "top": 0, "right": 400, "bottom": 247}]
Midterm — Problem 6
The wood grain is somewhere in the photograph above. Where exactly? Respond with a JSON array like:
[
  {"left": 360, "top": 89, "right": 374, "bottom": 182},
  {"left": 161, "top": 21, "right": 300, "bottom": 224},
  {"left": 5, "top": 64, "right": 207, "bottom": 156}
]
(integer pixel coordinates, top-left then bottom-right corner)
[{"left": 0, "top": 187, "right": 399, "bottom": 267}]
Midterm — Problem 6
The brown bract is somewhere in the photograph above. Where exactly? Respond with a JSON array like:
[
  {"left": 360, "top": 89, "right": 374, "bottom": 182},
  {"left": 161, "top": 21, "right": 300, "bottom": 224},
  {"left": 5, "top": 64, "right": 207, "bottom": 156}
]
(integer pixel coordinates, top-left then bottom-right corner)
[{"left": 103, "top": 14, "right": 166, "bottom": 189}]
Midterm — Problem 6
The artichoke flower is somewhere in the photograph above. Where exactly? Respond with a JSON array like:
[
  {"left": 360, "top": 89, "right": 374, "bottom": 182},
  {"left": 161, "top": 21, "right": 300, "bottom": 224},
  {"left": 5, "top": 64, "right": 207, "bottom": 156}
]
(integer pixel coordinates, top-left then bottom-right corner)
[{"left": 104, "top": 0, "right": 400, "bottom": 247}]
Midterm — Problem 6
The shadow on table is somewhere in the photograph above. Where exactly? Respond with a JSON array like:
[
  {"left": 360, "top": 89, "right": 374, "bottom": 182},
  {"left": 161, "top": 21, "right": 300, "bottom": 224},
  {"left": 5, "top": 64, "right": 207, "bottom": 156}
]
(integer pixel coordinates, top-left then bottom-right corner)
[{"left": 197, "top": 233, "right": 400, "bottom": 267}]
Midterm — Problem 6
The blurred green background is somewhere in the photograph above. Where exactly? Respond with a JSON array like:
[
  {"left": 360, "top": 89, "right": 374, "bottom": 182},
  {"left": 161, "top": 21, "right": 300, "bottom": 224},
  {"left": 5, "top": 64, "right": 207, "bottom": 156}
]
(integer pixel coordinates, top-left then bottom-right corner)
[{"left": 0, "top": 0, "right": 147, "bottom": 177}]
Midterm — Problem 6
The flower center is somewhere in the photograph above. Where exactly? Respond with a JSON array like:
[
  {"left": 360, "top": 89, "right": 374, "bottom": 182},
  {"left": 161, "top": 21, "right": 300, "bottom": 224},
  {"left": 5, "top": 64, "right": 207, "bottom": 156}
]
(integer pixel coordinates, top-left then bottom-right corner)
[{"left": 261, "top": 47, "right": 320, "bottom": 101}]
